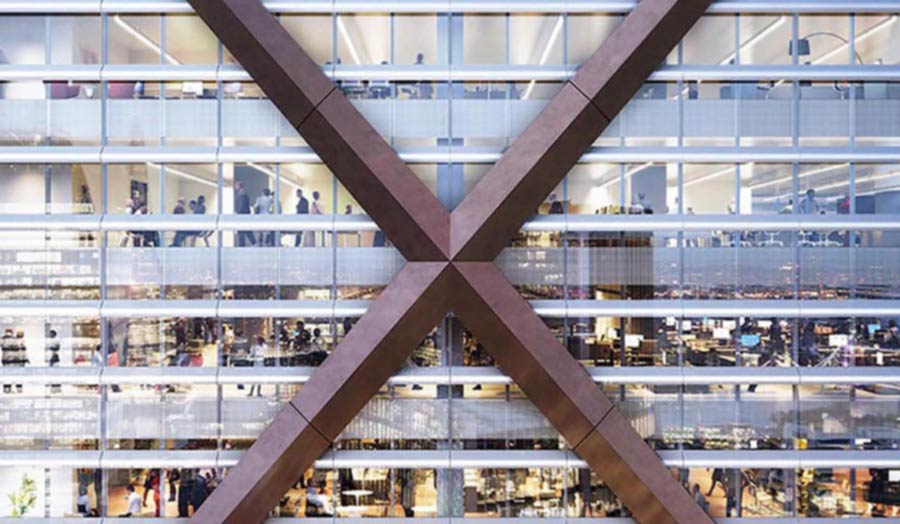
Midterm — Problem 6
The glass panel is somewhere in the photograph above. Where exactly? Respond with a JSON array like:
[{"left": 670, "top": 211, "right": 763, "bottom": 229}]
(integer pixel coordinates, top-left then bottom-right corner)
[
  {"left": 461, "top": 15, "right": 505, "bottom": 65},
  {"left": 566, "top": 14, "right": 621, "bottom": 65},
  {"left": 797, "top": 15, "right": 851, "bottom": 65},
  {"left": 280, "top": 15, "right": 333, "bottom": 65},
  {"left": 395, "top": 14, "right": 443, "bottom": 66},
  {"left": 108, "top": 14, "right": 162, "bottom": 64},
  {"left": 0, "top": 15, "right": 45, "bottom": 65},
  {"left": 568, "top": 163, "right": 621, "bottom": 214},
  {"left": 684, "top": 81, "right": 736, "bottom": 147},
  {"left": 738, "top": 80, "right": 793, "bottom": 147},
  {"left": 509, "top": 14, "right": 564, "bottom": 65},
  {"left": 336, "top": 14, "right": 390, "bottom": 66},
  {"left": 683, "top": 15, "right": 735, "bottom": 65},
  {"left": 50, "top": 16, "right": 101, "bottom": 65},
  {"left": 740, "top": 163, "right": 793, "bottom": 215},
  {"left": 165, "top": 15, "right": 219, "bottom": 65},
  {"left": 856, "top": 83, "right": 900, "bottom": 147},
  {"left": 738, "top": 14, "right": 792, "bottom": 65},
  {"left": 799, "top": 81, "right": 851, "bottom": 147},
  {"left": 855, "top": 14, "right": 900, "bottom": 65},
  {"left": 683, "top": 164, "right": 736, "bottom": 214}
]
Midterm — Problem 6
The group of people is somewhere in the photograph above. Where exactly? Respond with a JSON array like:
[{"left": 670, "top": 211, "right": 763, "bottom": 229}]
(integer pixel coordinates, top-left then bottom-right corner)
[
  {"left": 229, "top": 320, "right": 332, "bottom": 396},
  {"left": 118, "top": 468, "right": 218, "bottom": 518},
  {"left": 234, "top": 182, "right": 325, "bottom": 247},
  {"left": 122, "top": 190, "right": 159, "bottom": 247},
  {"left": 170, "top": 194, "right": 211, "bottom": 247}
]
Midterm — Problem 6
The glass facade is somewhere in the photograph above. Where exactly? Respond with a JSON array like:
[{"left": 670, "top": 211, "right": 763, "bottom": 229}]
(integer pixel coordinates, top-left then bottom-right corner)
[{"left": 0, "top": 1, "right": 899, "bottom": 521}]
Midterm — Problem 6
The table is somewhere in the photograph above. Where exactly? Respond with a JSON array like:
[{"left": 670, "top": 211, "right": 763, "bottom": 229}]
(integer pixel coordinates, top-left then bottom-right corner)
[{"left": 343, "top": 489, "right": 373, "bottom": 506}]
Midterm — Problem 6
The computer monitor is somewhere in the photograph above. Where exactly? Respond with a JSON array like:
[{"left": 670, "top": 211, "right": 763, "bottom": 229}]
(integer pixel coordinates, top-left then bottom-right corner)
[
  {"left": 758, "top": 320, "right": 773, "bottom": 329},
  {"left": 713, "top": 328, "right": 730, "bottom": 340},
  {"left": 625, "top": 334, "right": 644, "bottom": 348},
  {"left": 741, "top": 335, "right": 760, "bottom": 347},
  {"left": 681, "top": 320, "right": 693, "bottom": 332},
  {"left": 723, "top": 320, "right": 737, "bottom": 330}
]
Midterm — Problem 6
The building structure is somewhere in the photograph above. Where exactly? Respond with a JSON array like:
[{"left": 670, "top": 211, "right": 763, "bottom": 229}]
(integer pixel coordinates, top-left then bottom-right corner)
[{"left": 0, "top": 0, "right": 898, "bottom": 521}]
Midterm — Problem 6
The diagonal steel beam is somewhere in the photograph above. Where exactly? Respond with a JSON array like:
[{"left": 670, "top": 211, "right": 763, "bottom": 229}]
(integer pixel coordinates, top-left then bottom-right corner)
[
  {"left": 188, "top": 1, "right": 715, "bottom": 523},
  {"left": 450, "top": 262, "right": 713, "bottom": 524},
  {"left": 191, "top": 262, "right": 455, "bottom": 523},
  {"left": 188, "top": 0, "right": 449, "bottom": 261},
  {"left": 450, "top": 0, "right": 712, "bottom": 261}
]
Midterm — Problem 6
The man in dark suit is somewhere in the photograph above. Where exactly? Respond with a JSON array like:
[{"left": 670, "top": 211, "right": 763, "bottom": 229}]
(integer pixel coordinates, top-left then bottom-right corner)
[
  {"left": 294, "top": 188, "right": 309, "bottom": 247},
  {"left": 234, "top": 181, "right": 255, "bottom": 246}
]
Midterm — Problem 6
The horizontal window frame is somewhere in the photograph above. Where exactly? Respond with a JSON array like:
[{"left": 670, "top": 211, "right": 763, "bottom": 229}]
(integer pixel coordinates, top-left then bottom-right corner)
[
  {"left": 0, "top": 0, "right": 897, "bottom": 13},
  {"left": 1, "top": 448, "right": 898, "bottom": 470}
]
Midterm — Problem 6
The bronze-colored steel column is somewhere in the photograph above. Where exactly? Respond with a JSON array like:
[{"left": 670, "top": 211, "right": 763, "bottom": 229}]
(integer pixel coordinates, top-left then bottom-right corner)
[
  {"left": 450, "top": 0, "right": 712, "bottom": 261},
  {"left": 188, "top": 0, "right": 449, "bottom": 261},
  {"left": 450, "top": 262, "right": 712, "bottom": 524},
  {"left": 190, "top": 262, "right": 455, "bottom": 524},
  {"left": 187, "top": 0, "right": 716, "bottom": 523}
]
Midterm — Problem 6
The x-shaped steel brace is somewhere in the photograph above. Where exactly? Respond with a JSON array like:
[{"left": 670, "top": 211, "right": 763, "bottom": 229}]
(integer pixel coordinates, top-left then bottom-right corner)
[{"left": 187, "top": 0, "right": 713, "bottom": 522}]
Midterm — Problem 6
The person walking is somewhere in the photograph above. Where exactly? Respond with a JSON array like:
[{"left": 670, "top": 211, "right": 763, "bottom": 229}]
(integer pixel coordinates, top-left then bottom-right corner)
[
  {"left": 177, "top": 468, "right": 194, "bottom": 517},
  {"left": 190, "top": 470, "right": 209, "bottom": 512},
  {"left": 254, "top": 188, "right": 274, "bottom": 246},
  {"left": 247, "top": 335, "right": 267, "bottom": 397},
  {"left": 170, "top": 197, "right": 187, "bottom": 247},
  {"left": 194, "top": 195, "right": 211, "bottom": 247},
  {"left": 142, "top": 470, "right": 161, "bottom": 517},
  {"left": 707, "top": 467, "right": 725, "bottom": 496},
  {"left": 234, "top": 181, "right": 255, "bottom": 247},
  {"left": 294, "top": 188, "right": 309, "bottom": 247}
]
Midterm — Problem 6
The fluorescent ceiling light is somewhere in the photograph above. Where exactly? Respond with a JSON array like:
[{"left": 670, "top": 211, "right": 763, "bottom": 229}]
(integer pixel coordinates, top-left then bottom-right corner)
[
  {"left": 750, "top": 163, "right": 849, "bottom": 191},
  {"left": 336, "top": 15, "right": 363, "bottom": 66},
  {"left": 769, "top": 14, "right": 898, "bottom": 89},
  {"left": 683, "top": 164, "right": 744, "bottom": 188},
  {"left": 811, "top": 171, "right": 899, "bottom": 194},
  {"left": 674, "top": 17, "right": 787, "bottom": 99},
  {"left": 719, "top": 16, "right": 787, "bottom": 66},
  {"left": 813, "top": 15, "right": 897, "bottom": 65},
  {"left": 522, "top": 15, "right": 564, "bottom": 100},
  {"left": 762, "top": 170, "right": 900, "bottom": 201},
  {"left": 246, "top": 162, "right": 302, "bottom": 190},
  {"left": 113, "top": 15, "right": 180, "bottom": 66},
  {"left": 595, "top": 162, "right": 654, "bottom": 191},
  {"left": 147, "top": 162, "right": 217, "bottom": 188}
]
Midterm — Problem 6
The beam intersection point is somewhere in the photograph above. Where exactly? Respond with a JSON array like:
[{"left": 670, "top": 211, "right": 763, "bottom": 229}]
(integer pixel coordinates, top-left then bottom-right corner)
[{"left": 187, "top": 0, "right": 714, "bottom": 522}]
